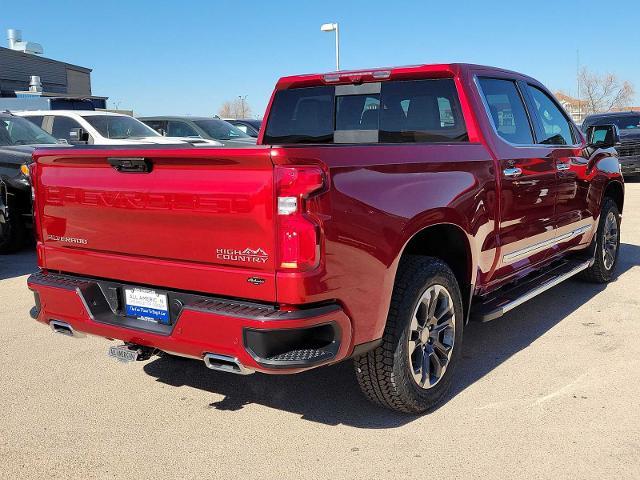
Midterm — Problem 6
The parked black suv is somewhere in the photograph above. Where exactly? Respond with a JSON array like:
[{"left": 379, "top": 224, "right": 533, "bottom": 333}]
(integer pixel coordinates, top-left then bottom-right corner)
[
  {"left": 0, "top": 112, "right": 59, "bottom": 252},
  {"left": 582, "top": 111, "right": 640, "bottom": 176}
]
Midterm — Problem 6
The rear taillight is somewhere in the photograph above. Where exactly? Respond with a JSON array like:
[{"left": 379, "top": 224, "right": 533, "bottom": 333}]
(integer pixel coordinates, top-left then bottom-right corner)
[{"left": 275, "top": 165, "right": 325, "bottom": 272}]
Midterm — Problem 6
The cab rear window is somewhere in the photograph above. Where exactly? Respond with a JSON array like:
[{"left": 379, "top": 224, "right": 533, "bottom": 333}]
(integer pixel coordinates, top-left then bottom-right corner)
[{"left": 263, "top": 79, "right": 468, "bottom": 144}]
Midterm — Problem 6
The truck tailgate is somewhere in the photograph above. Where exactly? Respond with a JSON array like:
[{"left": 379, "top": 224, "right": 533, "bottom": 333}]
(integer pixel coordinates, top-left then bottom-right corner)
[{"left": 33, "top": 147, "right": 277, "bottom": 301}]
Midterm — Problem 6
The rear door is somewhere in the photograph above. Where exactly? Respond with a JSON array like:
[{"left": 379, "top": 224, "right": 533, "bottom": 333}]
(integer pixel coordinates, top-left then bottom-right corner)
[{"left": 477, "top": 77, "right": 558, "bottom": 285}]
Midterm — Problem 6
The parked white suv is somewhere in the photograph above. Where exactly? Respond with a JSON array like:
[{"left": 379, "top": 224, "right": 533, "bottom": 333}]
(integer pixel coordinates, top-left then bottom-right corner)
[{"left": 13, "top": 111, "right": 221, "bottom": 146}]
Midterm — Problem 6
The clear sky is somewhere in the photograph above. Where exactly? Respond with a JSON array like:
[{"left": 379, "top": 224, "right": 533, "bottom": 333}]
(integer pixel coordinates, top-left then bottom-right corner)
[{"left": 4, "top": 0, "right": 639, "bottom": 117}]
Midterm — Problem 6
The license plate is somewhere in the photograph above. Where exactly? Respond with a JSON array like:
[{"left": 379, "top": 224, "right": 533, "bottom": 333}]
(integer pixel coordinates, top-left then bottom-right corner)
[
  {"left": 108, "top": 345, "right": 139, "bottom": 362},
  {"left": 124, "top": 288, "right": 169, "bottom": 324}
]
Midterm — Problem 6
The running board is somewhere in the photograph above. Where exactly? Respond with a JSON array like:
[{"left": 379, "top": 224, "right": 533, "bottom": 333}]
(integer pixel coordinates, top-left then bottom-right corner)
[{"left": 472, "top": 259, "right": 592, "bottom": 322}]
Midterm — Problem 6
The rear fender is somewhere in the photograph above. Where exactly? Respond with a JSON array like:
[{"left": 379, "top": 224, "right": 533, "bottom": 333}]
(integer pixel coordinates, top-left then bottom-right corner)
[{"left": 396, "top": 208, "right": 474, "bottom": 280}]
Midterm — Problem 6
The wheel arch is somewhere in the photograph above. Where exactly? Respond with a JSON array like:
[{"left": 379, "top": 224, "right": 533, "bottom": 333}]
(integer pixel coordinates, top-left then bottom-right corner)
[
  {"left": 603, "top": 179, "right": 624, "bottom": 214},
  {"left": 396, "top": 220, "right": 474, "bottom": 321}
]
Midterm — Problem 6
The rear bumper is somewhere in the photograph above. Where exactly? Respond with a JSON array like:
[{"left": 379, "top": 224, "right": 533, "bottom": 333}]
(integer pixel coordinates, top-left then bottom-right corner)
[{"left": 27, "top": 271, "right": 353, "bottom": 374}]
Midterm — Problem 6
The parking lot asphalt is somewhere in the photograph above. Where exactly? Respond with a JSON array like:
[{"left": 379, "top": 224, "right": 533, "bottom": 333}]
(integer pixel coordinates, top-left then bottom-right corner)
[{"left": 1, "top": 183, "right": 639, "bottom": 480}]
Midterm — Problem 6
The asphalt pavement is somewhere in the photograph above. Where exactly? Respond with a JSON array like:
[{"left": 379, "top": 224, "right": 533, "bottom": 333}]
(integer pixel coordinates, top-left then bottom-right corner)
[{"left": 1, "top": 182, "right": 639, "bottom": 480}]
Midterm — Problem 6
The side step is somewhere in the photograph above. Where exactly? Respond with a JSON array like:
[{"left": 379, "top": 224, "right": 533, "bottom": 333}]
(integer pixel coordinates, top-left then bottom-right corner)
[{"left": 472, "top": 258, "right": 592, "bottom": 322}]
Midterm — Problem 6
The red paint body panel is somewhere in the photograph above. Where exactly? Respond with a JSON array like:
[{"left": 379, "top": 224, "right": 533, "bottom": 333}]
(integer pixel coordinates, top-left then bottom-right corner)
[{"left": 29, "top": 63, "right": 624, "bottom": 372}]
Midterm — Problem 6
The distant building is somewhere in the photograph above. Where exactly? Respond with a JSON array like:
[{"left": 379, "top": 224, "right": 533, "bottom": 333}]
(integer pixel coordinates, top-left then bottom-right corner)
[
  {"left": 0, "top": 28, "right": 107, "bottom": 109},
  {"left": 555, "top": 91, "right": 639, "bottom": 126},
  {"left": 555, "top": 92, "right": 586, "bottom": 125}
]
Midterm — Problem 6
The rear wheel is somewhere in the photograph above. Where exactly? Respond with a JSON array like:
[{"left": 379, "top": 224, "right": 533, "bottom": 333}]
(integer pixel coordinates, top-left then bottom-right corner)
[
  {"left": 354, "top": 256, "right": 463, "bottom": 413},
  {"left": 579, "top": 198, "right": 620, "bottom": 283}
]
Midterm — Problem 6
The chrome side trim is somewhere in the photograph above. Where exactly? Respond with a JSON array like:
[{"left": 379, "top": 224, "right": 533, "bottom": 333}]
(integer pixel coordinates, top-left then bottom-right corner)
[
  {"left": 503, "top": 224, "right": 593, "bottom": 263},
  {"left": 492, "top": 260, "right": 591, "bottom": 319}
]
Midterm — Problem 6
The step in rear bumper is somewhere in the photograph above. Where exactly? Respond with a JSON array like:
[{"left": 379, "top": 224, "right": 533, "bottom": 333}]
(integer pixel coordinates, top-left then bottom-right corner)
[{"left": 27, "top": 271, "right": 352, "bottom": 373}]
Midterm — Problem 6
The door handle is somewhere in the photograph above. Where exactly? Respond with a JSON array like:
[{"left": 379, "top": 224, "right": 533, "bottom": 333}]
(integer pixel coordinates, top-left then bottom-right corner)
[
  {"left": 556, "top": 162, "right": 570, "bottom": 171},
  {"left": 503, "top": 167, "right": 522, "bottom": 177}
]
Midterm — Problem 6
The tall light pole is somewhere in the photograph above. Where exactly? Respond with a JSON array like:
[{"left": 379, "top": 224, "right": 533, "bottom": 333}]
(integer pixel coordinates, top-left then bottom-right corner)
[
  {"left": 320, "top": 22, "right": 339, "bottom": 71},
  {"left": 238, "top": 95, "right": 247, "bottom": 118}
]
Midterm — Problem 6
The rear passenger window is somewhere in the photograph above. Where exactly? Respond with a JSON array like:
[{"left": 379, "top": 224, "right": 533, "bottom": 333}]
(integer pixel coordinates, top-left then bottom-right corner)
[
  {"left": 478, "top": 78, "right": 534, "bottom": 145},
  {"left": 526, "top": 85, "right": 574, "bottom": 145}
]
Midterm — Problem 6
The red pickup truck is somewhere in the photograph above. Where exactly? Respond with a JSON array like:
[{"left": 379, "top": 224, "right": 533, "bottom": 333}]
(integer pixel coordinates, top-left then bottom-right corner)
[{"left": 27, "top": 64, "right": 624, "bottom": 413}]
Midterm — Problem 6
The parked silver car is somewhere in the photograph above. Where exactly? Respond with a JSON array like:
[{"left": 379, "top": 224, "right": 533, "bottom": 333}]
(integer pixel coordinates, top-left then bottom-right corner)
[{"left": 138, "top": 116, "right": 256, "bottom": 147}]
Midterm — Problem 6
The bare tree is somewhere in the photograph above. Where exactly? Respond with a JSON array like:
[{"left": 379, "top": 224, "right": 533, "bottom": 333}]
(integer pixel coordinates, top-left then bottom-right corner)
[
  {"left": 217, "top": 97, "right": 252, "bottom": 119},
  {"left": 579, "top": 68, "right": 635, "bottom": 114}
]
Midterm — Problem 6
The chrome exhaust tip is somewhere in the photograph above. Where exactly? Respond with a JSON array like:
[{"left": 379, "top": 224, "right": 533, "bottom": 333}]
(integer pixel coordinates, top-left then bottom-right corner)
[
  {"left": 49, "top": 320, "right": 84, "bottom": 338},
  {"left": 203, "top": 353, "right": 253, "bottom": 375}
]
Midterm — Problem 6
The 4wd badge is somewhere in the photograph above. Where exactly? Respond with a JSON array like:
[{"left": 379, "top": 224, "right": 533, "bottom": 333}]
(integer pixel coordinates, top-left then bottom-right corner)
[{"left": 216, "top": 248, "right": 269, "bottom": 264}]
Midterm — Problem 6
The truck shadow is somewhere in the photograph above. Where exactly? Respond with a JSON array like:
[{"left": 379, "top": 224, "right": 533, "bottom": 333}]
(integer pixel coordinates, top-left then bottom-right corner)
[
  {"left": 143, "top": 242, "right": 639, "bottom": 428},
  {"left": 0, "top": 250, "right": 37, "bottom": 281}
]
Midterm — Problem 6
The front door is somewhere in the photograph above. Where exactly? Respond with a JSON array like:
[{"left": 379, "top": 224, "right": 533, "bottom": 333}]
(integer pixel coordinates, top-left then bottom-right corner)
[{"left": 522, "top": 83, "right": 596, "bottom": 257}]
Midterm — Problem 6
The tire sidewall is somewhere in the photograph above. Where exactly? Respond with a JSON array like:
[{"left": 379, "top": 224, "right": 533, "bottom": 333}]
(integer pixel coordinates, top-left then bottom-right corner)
[
  {"left": 393, "top": 267, "right": 464, "bottom": 410},
  {"left": 595, "top": 200, "right": 621, "bottom": 280}
]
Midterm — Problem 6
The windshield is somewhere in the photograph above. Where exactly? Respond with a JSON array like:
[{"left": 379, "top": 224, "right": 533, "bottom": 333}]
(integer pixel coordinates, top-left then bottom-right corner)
[
  {"left": 585, "top": 115, "right": 640, "bottom": 131},
  {"left": 83, "top": 115, "right": 160, "bottom": 139},
  {"left": 612, "top": 115, "right": 640, "bottom": 130},
  {"left": 193, "top": 119, "right": 251, "bottom": 140},
  {"left": 0, "top": 116, "right": 57, "bottom": 146}
]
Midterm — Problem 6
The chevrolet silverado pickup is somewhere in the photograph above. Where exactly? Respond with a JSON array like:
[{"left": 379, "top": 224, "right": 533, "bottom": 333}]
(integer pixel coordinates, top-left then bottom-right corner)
[{"left": 27, "top": 64, "right": 624, "bottom": 413}]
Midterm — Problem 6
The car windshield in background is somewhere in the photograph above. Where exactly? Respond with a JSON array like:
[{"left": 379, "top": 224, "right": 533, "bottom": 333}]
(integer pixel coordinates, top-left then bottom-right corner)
[
  {"left": 611, "top": 115, "right": 640, "bottom": 130},
  {"left": 84, "top": 115, "right": 159, "bottom": 139},
  {"left": 193, "top": 120, "right": 251, "bottom": 140},
  {"left": 584, "top": 115, "right": 640, "bottom": 131},
  {"left": 0, "top": 116, "right": 57, "bottom": 146},
  {"left": 263, "top": 79, "right": 468, "bottom": 144}
]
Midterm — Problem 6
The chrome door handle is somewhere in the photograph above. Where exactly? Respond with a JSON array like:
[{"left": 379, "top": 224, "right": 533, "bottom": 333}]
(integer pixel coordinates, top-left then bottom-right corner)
[{"left": 503, "top": 167, "right": 522, "bottom": 177}]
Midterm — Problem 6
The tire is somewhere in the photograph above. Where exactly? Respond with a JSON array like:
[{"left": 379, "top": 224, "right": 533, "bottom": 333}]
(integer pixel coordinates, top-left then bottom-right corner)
[
  {"left": 578, "top": 197, "right": 621, "bottom": 283},
  {"left": 0, "top": 209, "right": 26, "bottom": 254},
  {"left": 354, "top": 256, "right": 464, "bottom": 413}
]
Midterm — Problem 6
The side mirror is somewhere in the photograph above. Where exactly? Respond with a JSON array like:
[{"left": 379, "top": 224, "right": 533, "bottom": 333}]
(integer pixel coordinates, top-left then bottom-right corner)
[
  {"left": 68, "top": 127, "right": 89, "bottom": 144},
  {"left": 586, "top": 124, "right": 620, "bottom": 149}
]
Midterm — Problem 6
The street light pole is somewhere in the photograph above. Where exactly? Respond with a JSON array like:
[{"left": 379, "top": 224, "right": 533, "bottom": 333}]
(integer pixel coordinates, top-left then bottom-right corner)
[
  {"left": 320, "top": 22, "right": 340, "bottom": 71},
  {"left": 238, "top": 95, "right": 247, "bottom": 118},
  {"left": 334, "top": 23, "right": 339, "bottom": 71}
]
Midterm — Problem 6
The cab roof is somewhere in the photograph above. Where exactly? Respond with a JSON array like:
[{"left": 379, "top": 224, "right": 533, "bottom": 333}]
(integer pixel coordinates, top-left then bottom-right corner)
[{"left": 275, "top": 63, "right": 537, "bottom": 90}]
